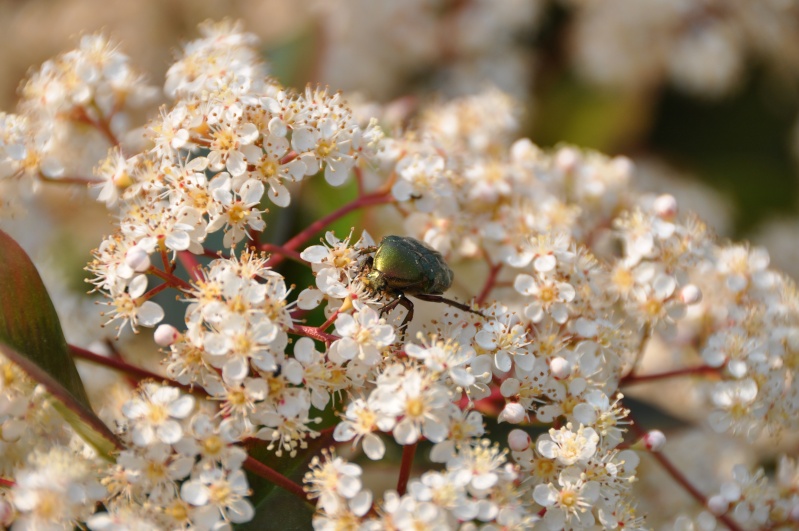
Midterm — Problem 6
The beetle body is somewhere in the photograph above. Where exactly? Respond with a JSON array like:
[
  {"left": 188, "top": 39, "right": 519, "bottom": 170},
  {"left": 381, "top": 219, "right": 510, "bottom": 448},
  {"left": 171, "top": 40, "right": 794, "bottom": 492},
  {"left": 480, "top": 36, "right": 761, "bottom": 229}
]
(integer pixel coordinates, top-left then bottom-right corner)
[
  {"left": 357, "top": 235, "right": 481, "bottom": 334},
  {"left": 363, "top": 235, "right": 453, "bottom": 297}
]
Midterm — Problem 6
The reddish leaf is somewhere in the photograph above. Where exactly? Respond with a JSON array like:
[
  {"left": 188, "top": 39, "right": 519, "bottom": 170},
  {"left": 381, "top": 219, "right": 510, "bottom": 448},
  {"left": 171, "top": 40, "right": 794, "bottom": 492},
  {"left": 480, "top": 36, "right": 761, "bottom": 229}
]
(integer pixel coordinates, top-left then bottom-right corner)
[{"left": 0, "top": 229, "right": 121, "bottom": 460}]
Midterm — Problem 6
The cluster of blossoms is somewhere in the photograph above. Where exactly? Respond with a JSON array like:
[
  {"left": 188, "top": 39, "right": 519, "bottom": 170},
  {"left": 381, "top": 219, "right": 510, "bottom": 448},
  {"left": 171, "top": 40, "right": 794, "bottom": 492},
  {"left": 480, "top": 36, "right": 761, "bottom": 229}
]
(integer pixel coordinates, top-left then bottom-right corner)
[
  {"left": 305, "top": 441, "right": 531, "bottom": 530},
  {"left": 82, "top": 19, "right": 382, "bottom": 335},
  {"left": 0, "top": 33, "right": 156, "bottom": 193},
  {"left": 164, "top": 249, "right": 351, "bottom": 457},
  {"left": 0, "top": 18, "right": 798, "bottom": 531},
  {"left": 704, "top": 456, "right": 799, "bottom": 528},
  {"left": 90, "top": 383, "right": 254, "bottom": 530},
  {"left": 0, "top": 355, "right": 252, "bottom": 529}
]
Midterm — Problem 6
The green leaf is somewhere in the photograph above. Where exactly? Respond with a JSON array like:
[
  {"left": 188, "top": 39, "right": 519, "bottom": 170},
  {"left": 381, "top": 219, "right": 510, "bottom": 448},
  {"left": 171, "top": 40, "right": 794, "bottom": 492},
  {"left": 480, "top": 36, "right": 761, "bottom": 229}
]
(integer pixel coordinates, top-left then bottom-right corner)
[{"left": 0, "top": 229, "right": 122, "bottom": 460}]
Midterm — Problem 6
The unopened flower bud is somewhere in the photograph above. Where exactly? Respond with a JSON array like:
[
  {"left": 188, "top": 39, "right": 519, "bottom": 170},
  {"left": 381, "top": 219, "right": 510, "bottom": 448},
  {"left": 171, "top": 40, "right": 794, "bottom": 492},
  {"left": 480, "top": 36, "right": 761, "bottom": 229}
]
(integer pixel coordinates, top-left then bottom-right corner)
[
  {"left": 125, "top": 246, "right": 151, "bottom": 272},
  {"left": 555, "top": 147, "right": 579, "bottom": 174},
  {"left": 707, "top": 494, "right": 729, "bottom": 515},
  {"left": 790, "top": 504, "right": 799, "bottom": 522},
  {"left": 679, "top": 284, "right": 702, "bottom": 305},
  {"left": 498, "top": 402, "right": 526, "bottom": 424},
  {"left": 642, "top": 429, "right": 666, "bottom": 451},
  {"left": 154, "top": 324, "right": 180, "bottom": 346},
  {"left": 508, "top": 429, "right": 531, "bottom": 451},
  {"left": 549, "top": 357, "right": 571, "bottom": 379},
  {"left": 654, "top": 194, "right": 678, "bottom": 220},
  {"left": 0, "top": 498, "right": 12, "bottom": 527}
]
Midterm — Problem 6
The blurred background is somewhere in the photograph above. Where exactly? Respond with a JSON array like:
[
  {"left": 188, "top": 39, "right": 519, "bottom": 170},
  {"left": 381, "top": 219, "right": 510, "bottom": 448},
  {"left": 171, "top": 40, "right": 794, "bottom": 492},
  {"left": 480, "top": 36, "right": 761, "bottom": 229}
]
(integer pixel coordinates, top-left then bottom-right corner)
[{"left": 2, "top": 0, "right": 798, "bottom": 276}]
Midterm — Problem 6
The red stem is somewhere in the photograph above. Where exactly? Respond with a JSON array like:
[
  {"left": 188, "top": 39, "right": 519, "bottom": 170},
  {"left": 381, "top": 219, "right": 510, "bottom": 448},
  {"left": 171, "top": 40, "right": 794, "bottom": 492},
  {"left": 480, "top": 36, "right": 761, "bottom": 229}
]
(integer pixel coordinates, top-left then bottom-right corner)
[
  {"left": 69, "top": 345, "right": 205, "bottom": 396},
  {"left": 626, "top": 409, "right": 743, "bottom": 531},
  {"left": 279, "top": 151, "right": 299, "bottom": 165},
  {"left": 71, "top": 105, "right": 120, "bottom": 147},
  {"left": 141, "top": 281, "right": 171, "bottom": 301},
  {"left": 397, "top": 442, "right": 418, "bottom": 496},
  {"left": 266, "top": 191, "right": 394, "bottom": 269},
  {"left": 620, "top": 365, "right": 720, "bottom": 386},
  {"left": 476, "top": 261, "right": 502, "bottom": 306},
  {"left": 203, "top": 248, "right": 223, "bottom": 259},
  {"left": 104, "top": 339, "right": 138, "bottom": 389},
  {"left": 160, "top": 247, "right": 172, "bottom": 273},
  {"left": 147, "top": 266, "right": 193, "bottom": 291},
  {"left": 319, "top": 308, "right": 340, "bottom": 332},
  {"left": 354, "top": 166, "right": 365, "bottom": 197},
  {"left": 291, "top": 325, "right": 339, "bottom": 343},
  {"left": 0, "top": 477, "right": 14, "bottom": 488},
  {"left": 243, "top": 456, "right": 309, "bottom": 503},
  {"left": 177, "top": 251, "right": 203, "bottom": 281}
]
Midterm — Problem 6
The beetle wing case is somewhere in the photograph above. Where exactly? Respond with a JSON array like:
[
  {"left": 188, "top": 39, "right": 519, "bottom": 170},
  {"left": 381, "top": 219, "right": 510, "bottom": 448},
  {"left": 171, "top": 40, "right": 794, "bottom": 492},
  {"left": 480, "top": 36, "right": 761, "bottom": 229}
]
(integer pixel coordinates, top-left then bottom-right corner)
[{"left": 375, "top": 236, "right": 453, "bottom": 295}]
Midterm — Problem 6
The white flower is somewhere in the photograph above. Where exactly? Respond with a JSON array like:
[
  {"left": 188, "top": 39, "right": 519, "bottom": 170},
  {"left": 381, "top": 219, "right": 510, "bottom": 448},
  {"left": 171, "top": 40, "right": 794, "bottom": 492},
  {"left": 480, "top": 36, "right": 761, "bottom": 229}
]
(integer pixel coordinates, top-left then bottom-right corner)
[
  {"left": 446, "top": 440, "right": 507, "bottom": 492},
  {"left": 392, "top": 152, "right": 452, "bottom": 211},
  {"left": 537, "top": 424, "right": 599, "bottom": 466},
  {"left": 11, "top": 448, "right": 105, "bottom": 531},
  {"left": 240, "top": 133, "right": 306, "bottom": 208},
  {"left": 429, "top": 408, "right": 485, "bottom": 463},
  {"left": 292, "top": 118, "right": 356, "bottom": 186},
  {"left": 515, "top": 273, "right": 575, "bottom": 324},
  {"left": 181, "top": 468, "right": 254, "bottom": 525},
  {"left": 533, "top": 468, "right": 600, "bottom": 530},
  {"left": 372, "top": 366, "right": 451, "bottom": 445},
  {"left": 207, "top": 120, "right": 260, "bottom": 177},
  {"left": 333, "top": 397, "right": 393, "bottom": 460},
  {"left": 206, "top": 177, "right": 266, "bottom": 247},
  {"left": 304, "top": 453, "right": 368, "bottom": 515},
  {"left": 475, "top": 306, "right": 532, "bottom": 373},
  {"left": 709, "top": 379, "right": 759, "bottom": 434},
  {"left": 329, "top": 307, "right": 396, "bottom": 366},
  {"left": 405, "top": 334, "right": 475, "bottom": 387},
  {"left": 121, "top": 384, "right": 195, "bottom": 446}
]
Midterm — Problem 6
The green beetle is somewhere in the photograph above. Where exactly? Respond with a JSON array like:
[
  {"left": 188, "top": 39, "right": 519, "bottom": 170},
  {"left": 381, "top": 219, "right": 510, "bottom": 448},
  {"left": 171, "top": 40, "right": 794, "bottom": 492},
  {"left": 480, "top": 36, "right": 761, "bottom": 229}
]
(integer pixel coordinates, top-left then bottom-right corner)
[{"left": 359, "top": 235, "right": 483, "bottom": 331}]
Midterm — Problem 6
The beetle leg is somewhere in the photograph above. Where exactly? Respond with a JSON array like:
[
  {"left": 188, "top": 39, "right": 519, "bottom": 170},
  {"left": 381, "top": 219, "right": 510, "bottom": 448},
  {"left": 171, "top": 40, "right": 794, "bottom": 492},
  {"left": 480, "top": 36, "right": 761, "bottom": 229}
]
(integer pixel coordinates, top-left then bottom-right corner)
[
  {"left": 357, "top": 246, "right": 378, "bottom": 256},
  {"left": 397, "top": 295, "right": 415, "bottom": 332},
  {"left": 377, "top": 296, "right": 402, "bottom": 318},
  {"left": 412, "top": 293, "right": 485, "bottom": 319},
  {"left": 395, "top": 295, "right": 415, "bottom": 341}
]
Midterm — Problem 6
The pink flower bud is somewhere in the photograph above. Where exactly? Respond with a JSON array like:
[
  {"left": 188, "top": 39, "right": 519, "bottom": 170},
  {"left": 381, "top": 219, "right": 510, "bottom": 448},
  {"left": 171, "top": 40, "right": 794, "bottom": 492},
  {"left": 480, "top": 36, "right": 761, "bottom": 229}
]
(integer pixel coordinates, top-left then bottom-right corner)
[
  {"left": 555, "top": 147, "right": 579, "bottom": 174},
  {"left": 642, "top": 429, "right": 666, "bottom": 452},
  {"left": 653, "top": 194, "right": 678, "bottom": 220},
  {"left": 154, "top": 324, "right": 180, "bottom": 346},
  {"left": 125, "top": 246, "right": 151, "bottom": 273},
  {"left": 508, "top": 429, "right": 531, "bottom": 451},
  {"left": 790, "top": 504, "right": 799, "bottom": 522},
  {"left": 498, "top": 402, "right": 526, "bottom": 424},
  {"left": 549, "top": 357, "right": 571, "bottom": 379},
  {"left": 679, "top": 284, "right": 702, "bottom": 305},
  {"left": 0, "top": 498, "right": 12, "bottom": 527}
]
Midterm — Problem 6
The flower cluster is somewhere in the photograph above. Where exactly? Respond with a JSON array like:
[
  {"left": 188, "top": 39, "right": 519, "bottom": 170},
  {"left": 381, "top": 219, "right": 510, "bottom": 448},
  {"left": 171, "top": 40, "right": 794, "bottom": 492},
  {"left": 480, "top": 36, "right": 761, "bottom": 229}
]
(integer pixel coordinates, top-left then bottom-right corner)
[
  {"left": 0, "top": 34, "right": 155, "bottom": 188},
  {"left": 92, "top": 383, "right": 254, "bottom": 529},
  {"left": 305, "top": 442, "right": 531, "bottom": 530},
  {"left": 85, "top": 19, "right": 381, "bottom": 335},
  {"left": 164, "top": 250, "right": 347, "bottom": 457},
  {"left": 706, "top": 456, "right": 799, "bottom": 528}
]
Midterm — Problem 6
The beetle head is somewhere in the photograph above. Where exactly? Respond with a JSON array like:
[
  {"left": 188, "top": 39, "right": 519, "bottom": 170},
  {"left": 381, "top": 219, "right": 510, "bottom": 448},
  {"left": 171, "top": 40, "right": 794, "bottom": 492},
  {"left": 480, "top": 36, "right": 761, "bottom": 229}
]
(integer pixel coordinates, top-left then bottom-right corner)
[{"left": 361, "top": 269, "right": 387, "bottom": 294}]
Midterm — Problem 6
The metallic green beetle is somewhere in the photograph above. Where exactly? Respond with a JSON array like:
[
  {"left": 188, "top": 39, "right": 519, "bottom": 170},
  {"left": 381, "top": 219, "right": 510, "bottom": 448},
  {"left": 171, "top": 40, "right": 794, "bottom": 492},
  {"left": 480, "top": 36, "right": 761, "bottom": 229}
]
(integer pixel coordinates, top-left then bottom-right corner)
[{"left": 359, "top": 235, "right": 483, "bottom": 330}]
